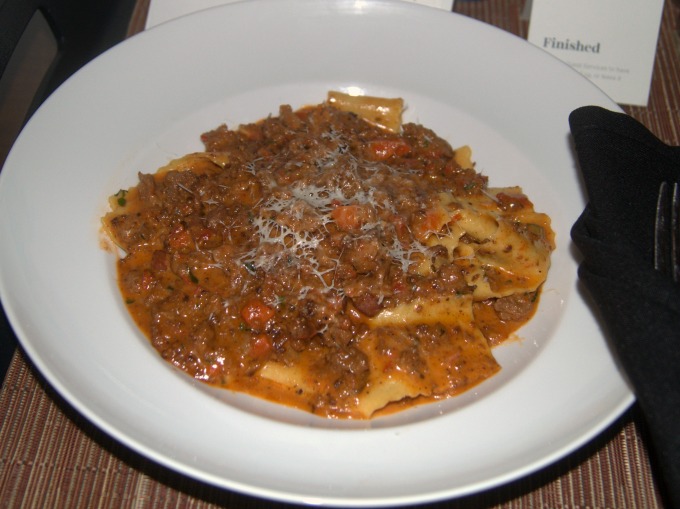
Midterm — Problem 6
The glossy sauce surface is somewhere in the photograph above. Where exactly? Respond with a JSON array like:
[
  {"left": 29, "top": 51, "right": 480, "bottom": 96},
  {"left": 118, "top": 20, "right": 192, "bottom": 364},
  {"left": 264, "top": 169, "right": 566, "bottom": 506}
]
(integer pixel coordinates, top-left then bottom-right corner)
[{"left": 103, "top": 101, "right": 552, "bottom": 418}]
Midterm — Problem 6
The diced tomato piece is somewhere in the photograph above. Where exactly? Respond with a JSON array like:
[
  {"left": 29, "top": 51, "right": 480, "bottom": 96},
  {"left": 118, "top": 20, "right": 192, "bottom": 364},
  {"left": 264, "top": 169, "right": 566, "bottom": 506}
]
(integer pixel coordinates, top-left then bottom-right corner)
[
  {"left": 241, "top": 298, "right": 275, "bottom": 330},
  {"left": 167, "top": 226, "right": 193, "bottom": 252},
  {"left": 250, "top": 334, "right": 273, "bottom": 358},
  {"left": 365, "top": 139, "right": 411, "bottom": 161}
]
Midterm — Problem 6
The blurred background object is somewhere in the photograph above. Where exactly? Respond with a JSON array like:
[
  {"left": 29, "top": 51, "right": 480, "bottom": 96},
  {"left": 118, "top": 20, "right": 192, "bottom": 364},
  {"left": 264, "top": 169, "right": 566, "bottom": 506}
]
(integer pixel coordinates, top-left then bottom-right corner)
[
  {"left": 1, "top": 0, "right": 137, "bottom": 166},
  {"left": 0, "top": 0, "right": 137, "bottom": 384}
]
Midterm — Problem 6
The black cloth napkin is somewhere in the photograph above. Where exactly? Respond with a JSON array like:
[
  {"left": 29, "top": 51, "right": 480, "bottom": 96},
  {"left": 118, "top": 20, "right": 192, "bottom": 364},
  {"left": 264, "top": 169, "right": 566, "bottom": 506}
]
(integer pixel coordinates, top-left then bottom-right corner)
[{"left": 569, "top": 106, "right": 680, "bottom": 508}]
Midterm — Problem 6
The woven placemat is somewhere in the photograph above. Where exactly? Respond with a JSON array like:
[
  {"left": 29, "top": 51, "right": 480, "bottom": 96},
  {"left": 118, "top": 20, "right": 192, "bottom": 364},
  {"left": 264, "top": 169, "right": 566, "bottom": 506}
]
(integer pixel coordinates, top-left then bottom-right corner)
[{"left": 0, "top": 350, "right": 666, "bottom": 508}]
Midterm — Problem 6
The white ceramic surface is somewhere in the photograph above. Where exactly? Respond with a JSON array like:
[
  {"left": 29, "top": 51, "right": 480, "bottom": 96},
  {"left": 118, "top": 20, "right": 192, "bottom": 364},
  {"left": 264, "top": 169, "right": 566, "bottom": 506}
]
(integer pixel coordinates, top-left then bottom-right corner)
[{"left": 0, "top": 0, "right": 632, "bottom": 506}]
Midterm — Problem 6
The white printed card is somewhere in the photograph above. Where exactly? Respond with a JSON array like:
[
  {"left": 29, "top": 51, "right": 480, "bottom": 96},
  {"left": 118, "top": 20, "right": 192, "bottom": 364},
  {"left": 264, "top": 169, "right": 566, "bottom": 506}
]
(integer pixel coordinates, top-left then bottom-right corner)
[{"left": 527, "top": 0, "right": 664, "bottom": 106}]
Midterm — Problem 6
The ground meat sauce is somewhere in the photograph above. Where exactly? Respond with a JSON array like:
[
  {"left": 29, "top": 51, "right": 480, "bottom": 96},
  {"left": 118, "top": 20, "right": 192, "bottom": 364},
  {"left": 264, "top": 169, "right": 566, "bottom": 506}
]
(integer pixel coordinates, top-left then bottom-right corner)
[{"left": 104, "top": 99, "right": 552, "bottom": 419}]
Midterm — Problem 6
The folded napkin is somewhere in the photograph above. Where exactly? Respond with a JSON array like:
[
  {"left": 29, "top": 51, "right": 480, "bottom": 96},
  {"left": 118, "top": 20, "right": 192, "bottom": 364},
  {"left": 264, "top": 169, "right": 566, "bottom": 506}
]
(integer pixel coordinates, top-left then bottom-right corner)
[{"left": 569, "top": 106, "right": 680, "bottom": 508}]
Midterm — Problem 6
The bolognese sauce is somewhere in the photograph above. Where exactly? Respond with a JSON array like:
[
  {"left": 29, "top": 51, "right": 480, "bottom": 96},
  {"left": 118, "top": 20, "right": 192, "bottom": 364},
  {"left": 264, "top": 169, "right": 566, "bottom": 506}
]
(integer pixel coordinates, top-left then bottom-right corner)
[{"left": 102, "top": 93, "right": 554, "bottom": 419}]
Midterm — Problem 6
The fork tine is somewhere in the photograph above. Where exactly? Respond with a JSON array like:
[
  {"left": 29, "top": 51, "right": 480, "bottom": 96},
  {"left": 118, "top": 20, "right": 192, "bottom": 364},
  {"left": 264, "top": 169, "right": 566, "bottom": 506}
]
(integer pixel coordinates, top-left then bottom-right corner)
[
  {"left": 672, "top": 182, "right": 680, "bottom": 283},
  {"left": 654, "top": 181, "right": 670, "bottom": 274}
]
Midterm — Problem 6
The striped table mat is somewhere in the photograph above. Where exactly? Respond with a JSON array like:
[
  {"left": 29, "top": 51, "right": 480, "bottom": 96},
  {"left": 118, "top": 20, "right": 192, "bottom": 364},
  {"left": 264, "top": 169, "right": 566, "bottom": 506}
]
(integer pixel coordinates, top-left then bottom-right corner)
[{"left": 0, "top": 349, "right": 666, "bottom": 507}]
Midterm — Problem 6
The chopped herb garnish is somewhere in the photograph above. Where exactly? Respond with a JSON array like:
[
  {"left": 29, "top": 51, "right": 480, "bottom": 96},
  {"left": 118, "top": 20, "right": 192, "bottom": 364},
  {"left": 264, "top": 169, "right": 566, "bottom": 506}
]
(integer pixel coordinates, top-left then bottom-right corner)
[
  {"left": 115, "top": 189, "right": 128, "bottom": 207},
  {"left": 189, "top": 270, "right": 199, "bottom": 284}
]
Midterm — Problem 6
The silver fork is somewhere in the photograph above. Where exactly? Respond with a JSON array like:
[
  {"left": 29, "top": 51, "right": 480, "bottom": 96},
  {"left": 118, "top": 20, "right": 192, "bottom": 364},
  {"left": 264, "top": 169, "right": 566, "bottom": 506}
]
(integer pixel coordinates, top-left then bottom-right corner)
[{"left": 654, "top": 181, "right": 680, "bottom": 282}]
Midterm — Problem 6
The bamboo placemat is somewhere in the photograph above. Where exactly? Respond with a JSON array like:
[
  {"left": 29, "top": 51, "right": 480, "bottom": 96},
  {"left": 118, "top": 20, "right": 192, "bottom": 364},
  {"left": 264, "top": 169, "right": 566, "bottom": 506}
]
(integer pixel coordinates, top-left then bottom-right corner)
[
  {"left": 1, "top": 0, "right": 678, "bottom": 507},
  {"left": 0, "top": 349, "right": 667, "bottom": 508}
]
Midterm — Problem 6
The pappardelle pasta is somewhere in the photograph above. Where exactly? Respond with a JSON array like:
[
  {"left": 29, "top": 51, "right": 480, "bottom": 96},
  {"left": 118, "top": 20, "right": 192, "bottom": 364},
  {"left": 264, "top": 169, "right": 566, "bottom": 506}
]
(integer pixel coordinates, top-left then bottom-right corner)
[{"left": 102, "top": 92, "right": 554, "bottom": 419}]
